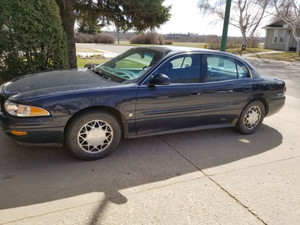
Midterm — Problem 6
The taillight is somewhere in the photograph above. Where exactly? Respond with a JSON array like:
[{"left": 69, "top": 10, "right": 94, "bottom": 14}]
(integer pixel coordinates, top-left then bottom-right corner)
[{"left": 283, "top": 86, "right": 287, "bottom": 94}]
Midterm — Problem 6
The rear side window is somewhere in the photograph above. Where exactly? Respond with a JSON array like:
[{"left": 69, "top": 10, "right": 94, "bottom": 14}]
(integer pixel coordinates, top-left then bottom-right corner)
[
  {"left": 204, "top": 55, "right": 250, "bottom": 82},
  {"left": 205, "top": 55, "right": 237, "bottom": 82},
  {"left": 236, "top": 61, "right": 250, "bottom": 78}
]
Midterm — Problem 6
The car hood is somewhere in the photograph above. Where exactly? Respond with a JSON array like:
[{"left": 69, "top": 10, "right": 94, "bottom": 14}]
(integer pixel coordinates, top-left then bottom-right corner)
[{"left": 2, "top": 69, "right": 119, "bottom": 99}]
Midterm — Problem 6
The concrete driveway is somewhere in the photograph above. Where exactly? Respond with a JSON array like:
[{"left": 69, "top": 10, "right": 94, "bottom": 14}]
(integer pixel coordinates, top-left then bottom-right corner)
[{"left": 1, "top": 44, "right": 300, "bottom": 224}]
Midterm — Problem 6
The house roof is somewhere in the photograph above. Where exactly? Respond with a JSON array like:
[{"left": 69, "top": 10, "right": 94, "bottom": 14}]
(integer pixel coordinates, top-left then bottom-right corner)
[
  {"left": 264, "top": 19, "right": 300, "bottom": 29},
  {"left": 263, "top": 19, "right": 286, "bottom": 29}
]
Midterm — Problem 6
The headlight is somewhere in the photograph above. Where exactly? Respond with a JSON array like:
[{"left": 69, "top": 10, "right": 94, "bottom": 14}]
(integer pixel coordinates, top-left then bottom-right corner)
[
  {"left": 4, "top": 100, "right": 50, "bottom": 117},
  {"left": 1, "top": 82, "right": 12, "bottom": 91}
]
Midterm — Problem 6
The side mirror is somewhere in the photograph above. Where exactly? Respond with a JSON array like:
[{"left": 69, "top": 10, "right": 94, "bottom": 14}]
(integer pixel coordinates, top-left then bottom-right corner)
[{"left": 149, "top": 73, "right": 170, "bottom": 86}]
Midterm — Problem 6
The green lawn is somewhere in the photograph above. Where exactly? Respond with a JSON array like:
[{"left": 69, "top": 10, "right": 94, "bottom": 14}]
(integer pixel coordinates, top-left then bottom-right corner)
[
  {"left": 227, "top": 48, "right": 274, "bottom": 55},
  {"left": 77, "top": 57, "right": 109, "bottom": 68},
  {"left": 250, "top": 51, "right": 300, "bottom": 62},
  {"left": 76, "top": 47, "right": 103, "bottom": 53}
]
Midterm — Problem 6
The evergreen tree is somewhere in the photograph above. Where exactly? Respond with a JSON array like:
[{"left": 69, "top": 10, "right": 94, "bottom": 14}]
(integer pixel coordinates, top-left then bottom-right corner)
[
  {"left": 78, "top": 18, "right": 102, "bottom": 34},
  {"left": 56, "top": 0, "right": 171, "bottom": 68},
  {"left": 0, "top": 0, "right": 68, "bottom": 81}
]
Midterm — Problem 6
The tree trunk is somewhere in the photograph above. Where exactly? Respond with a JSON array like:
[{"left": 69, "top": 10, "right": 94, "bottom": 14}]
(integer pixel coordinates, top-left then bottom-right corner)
[
  {"left": 56, "top": 0, "right": 77, "bottom": 68},
  {"left": 241, "top": 36, "right": 248, "bottom": 52},
  {"left": 241, "top": 43, "right": 247, "bottom": 51},
  {"left": 298, "top": 38, "right": 300, "bottom": 57}
]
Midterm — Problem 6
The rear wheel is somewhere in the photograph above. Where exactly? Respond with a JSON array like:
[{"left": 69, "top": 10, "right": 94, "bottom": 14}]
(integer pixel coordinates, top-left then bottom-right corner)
[
  {"left": 65, "top": 111, "right": 121, "bottom": 160},
  {"left": 236, "top": 101, "right": 265, "bottom": 134}
]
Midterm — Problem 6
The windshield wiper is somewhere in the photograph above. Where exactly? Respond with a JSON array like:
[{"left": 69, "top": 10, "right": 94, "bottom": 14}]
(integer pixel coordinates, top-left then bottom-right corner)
[{"left": 95, "top": 68, "right": 111, "bottom": 80}]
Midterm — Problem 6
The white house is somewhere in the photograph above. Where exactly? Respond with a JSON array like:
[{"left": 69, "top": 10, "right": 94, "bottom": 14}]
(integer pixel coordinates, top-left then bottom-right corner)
[{"left": 264, "top": 19, "right": 299, "bottom": 51}]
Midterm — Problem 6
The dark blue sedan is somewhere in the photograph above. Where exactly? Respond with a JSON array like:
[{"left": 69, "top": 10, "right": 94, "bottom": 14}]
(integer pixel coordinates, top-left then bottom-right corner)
[{"left": 0, "top": 46, "right": 286, "bottom": 160}]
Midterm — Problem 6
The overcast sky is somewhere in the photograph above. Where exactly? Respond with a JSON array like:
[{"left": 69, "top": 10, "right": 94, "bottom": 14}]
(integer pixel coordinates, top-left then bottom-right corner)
[
  {"left": 102, "top": 0, "right": 270, "bottom": 37},
  {"left": 156, "top": 0, "right": 268, "bottom": 37}
]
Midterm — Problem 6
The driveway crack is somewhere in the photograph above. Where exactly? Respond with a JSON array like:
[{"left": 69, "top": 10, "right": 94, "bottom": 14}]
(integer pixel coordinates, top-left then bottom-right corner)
[{"left": 159, "top": 135, "right": 268, "bottom": 225}]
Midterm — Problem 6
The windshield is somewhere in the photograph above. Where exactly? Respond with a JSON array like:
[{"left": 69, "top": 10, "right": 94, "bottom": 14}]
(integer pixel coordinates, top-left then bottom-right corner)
[{"left": 95, "top": 48, "right": 164, "bottom": 83}]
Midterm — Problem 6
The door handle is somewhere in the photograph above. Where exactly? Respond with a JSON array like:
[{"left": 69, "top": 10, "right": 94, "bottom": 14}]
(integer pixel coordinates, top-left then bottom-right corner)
[{"left": 190, "top": 92, "right": 201, "bottom": 96}]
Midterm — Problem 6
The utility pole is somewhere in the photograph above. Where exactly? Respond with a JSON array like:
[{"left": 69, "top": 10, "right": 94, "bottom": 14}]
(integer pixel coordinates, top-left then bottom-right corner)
[
  {"left": 115, "top": 25, "right": 120, "bottom": 45},
  {"left": 117, "top": 30, "right": 120, "bottom": 45},
  {"left": 220, "top": 0, "right": 232, "bottom": 51}
]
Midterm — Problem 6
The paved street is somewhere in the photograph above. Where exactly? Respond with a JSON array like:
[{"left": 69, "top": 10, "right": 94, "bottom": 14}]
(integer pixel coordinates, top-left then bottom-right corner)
[
  {"left": 0, "top": 44, "right": 300, "bottom": 224},
  {"left": 76, "top": 43, "right": 132, "bottom": 57}
]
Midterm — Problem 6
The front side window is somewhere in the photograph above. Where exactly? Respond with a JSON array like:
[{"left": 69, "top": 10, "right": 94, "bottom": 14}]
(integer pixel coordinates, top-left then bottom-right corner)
[
  {"left": 156, "top": 54, "right": 201, "bottom": 83},
  {"left": 95, "top": 48, "right": 164, "bottom": 83},
  {"left": 204, "top": 55, "right": 237, "bottom": 82}
]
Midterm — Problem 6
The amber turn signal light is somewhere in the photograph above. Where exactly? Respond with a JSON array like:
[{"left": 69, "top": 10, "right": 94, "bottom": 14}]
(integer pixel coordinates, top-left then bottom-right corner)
[{"left": 11, "top": 131, "right": 27, "bottom": 136}]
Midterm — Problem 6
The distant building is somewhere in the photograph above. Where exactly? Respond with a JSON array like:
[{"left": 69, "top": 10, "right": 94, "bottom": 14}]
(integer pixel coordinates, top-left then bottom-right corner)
[{"left": 264, "top": 19, "right": 299, "bottom": 51}]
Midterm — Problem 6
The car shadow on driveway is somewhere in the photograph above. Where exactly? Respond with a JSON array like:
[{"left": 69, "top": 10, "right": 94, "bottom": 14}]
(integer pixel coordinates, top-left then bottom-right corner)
[{"left": 0, "top": 124, "right": 282, "bottom": 212}]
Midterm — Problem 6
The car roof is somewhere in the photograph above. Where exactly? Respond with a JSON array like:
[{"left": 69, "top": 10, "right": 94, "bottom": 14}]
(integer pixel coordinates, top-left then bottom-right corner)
[
  {"left": 131, "top": 45, "right": 241, "bottom": 59},
  {"left": 130, "top": 45, "right": 257, "bottom": 75},
  {"left": 132, "top": 45, "right": 254, "bottom": 72}
]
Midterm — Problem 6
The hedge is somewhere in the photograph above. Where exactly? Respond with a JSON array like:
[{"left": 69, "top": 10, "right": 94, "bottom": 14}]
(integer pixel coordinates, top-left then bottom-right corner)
[{"left": 0, "top": 0, "right": 68, "bottom": 82}]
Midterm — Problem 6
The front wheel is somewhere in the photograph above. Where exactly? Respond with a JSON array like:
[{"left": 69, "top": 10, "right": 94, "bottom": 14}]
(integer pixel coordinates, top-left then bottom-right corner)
[
  {"left": 65, "top": 111, "right": 121, "bottom": 160},
  {"left": 236, "top": 101, "right": 265, "bottom": 134}
]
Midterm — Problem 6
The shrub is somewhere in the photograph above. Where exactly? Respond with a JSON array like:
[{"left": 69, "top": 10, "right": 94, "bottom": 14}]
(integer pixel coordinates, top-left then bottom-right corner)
[
  {"left": 227, "top": 38, "right": 242, "bottom": 49},
  {"left": 130, "top": 32, "right": 165, "bottom": 45},
  {"left": 129, "top": 34, "right": 146, "bottom": 44},
  {"left": 248, "top": 37, "right": 260, "bottom": 48},
  {"left": 206, "top": 37, "right": 259, "bottom": 50},
  {"left": 75, "top": 33, "right": 94, "bottom": 43},
  {"left": 87, "top": 34, "right": 95, "bottom": 43},
  {"left": 75, "top": 33, "right": 116, "bottom": 44},
  {"left": 158, "top": 34, "right": 165, "bottom": 45},
  {"left": 0, "top": 0, "right": 68, "bottom": 81},
  {"left": 164, "top": 39, "right": 173, "bottom": 45},
  {"left": 207, "top": 37, "right": 221, "bottom": 50},
  {"left": 94, "top": 33, "right": 116, "bottom": 44}
]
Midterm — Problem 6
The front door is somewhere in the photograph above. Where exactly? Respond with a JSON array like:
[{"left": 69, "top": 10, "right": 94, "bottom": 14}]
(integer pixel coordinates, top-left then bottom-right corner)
[{"left": 135, "top": 54, "right": 204, "bottom": 135}]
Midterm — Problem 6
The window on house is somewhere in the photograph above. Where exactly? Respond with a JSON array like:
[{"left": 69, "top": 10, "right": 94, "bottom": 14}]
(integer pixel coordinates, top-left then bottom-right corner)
[
  {"left": 279, "top": 30, "right": 286, "bottom": 43},
  {"left": 273, "top": 30, "right": 279, "bottom": 43}
]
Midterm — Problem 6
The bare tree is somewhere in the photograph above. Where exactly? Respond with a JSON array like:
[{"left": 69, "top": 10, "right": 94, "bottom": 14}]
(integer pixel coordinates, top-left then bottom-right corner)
[
  {"left": 198, "top": 0, "right": 270, "bottom": 51},
  {"left": 272, "top": 0, "right": 300, "bottom": 55}
]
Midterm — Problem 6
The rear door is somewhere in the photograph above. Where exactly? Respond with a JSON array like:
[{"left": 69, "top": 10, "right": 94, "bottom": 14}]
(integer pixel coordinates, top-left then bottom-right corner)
[{"left": 197, "top": 54, "right": 254, "bottom": 124}]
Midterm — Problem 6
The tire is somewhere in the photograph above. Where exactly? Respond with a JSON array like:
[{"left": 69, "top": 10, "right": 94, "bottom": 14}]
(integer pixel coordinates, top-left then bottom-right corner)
[
  {"left": 65, "top": 111, "right": 121, "bottom": 160},
  {"left": 236, "top": 101, "right": 265, "bottom": 134}
]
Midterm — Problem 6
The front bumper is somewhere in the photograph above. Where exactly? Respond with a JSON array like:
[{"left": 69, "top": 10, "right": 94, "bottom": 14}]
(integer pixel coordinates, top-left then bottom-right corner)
[
  {"left": 0, "top": 84, "right": 67, "bottom": 144},
  {"left": 0, "top": 112, "right": 65, "bottom": 144}
]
